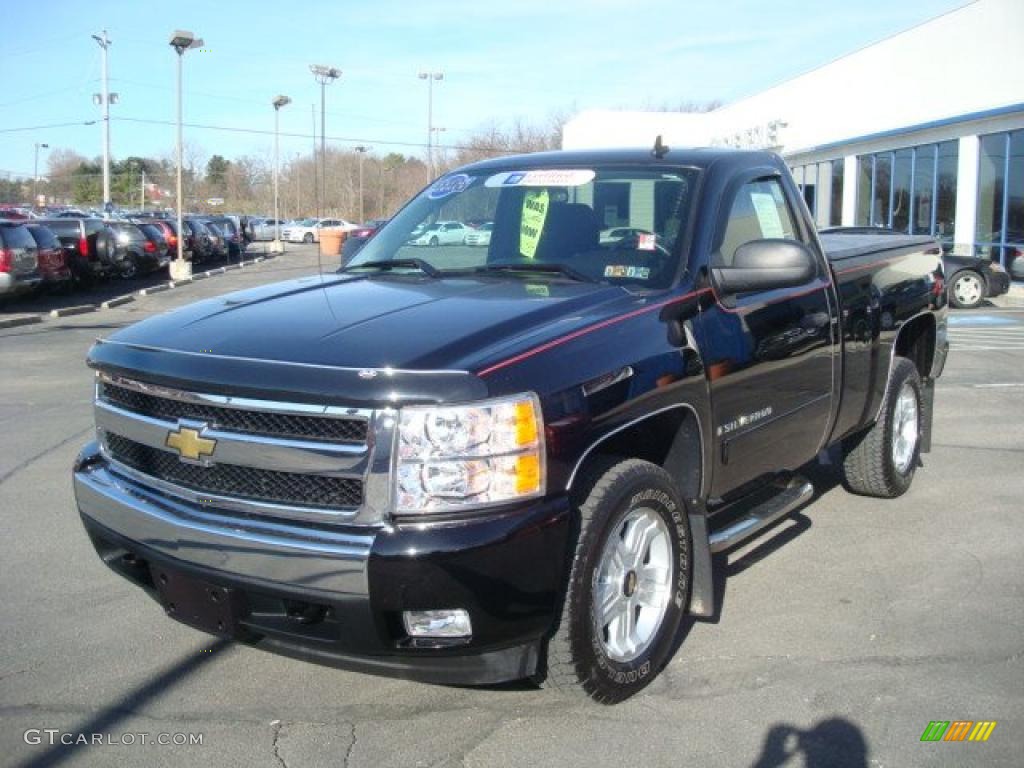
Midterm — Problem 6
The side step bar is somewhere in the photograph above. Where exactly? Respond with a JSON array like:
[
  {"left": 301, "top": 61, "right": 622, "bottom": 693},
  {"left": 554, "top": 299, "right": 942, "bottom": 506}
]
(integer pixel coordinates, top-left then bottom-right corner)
[{"left": 708, "top": 477, "right": 814, "bottom": 554}]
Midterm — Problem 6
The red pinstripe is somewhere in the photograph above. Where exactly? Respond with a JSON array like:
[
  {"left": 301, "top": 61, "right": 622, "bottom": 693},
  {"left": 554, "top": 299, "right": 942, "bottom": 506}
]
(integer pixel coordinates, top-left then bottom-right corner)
[{"left": 476, "top": 288, "right": 711, "bottom": 377}]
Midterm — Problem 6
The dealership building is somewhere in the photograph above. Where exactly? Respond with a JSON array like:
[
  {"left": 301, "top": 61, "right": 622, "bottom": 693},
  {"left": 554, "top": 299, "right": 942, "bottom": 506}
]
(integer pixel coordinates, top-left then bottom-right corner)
[{"left": 562, "top": 0, "right": 1023, "bottom": 278}]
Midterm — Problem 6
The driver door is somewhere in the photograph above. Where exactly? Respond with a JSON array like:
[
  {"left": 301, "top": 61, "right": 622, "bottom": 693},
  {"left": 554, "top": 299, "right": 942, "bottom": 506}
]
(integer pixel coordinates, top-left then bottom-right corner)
[{"left": 696, "top": 174, "right": 837, "bottom": 498}]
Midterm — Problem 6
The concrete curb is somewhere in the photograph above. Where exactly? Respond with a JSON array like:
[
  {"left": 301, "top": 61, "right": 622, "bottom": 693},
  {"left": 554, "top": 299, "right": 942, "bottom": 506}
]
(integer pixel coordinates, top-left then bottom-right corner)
[
  {"left": 138, "top": 285, "right": 169, "bottom": 296},
  {"left": 49, "top": 304, "right": 97, "bottom": 318},
  {"left": 101, "top": 295, "right": 135, "bottom": 309},
  {"left": 191, "top": 272, "right": 209, "bottom": 281},
  {"left": 0, "top": 314, "right": 43, "bottom": 329},
  {"left": 168, "top": 278, "right": 193, "bottom": 288}
]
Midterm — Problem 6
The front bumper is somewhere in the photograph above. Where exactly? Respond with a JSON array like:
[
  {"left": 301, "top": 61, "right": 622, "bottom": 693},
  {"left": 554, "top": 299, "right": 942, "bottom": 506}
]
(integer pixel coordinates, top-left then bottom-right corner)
[{"left": 73, "top": 443, "right": 571, "bottom": 685}]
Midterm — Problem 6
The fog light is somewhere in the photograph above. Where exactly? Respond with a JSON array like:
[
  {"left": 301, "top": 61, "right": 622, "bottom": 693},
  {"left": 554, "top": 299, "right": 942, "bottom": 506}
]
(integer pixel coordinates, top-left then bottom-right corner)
[{"left": 403, "top": 609, "right": 472, "bottom": 638}]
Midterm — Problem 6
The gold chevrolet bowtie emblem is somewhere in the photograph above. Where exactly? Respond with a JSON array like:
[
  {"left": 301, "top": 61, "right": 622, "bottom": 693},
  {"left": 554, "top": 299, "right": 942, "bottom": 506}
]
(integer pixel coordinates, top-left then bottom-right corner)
[{"left": 165, "top": 426, "right": 216, "bottom": 461}]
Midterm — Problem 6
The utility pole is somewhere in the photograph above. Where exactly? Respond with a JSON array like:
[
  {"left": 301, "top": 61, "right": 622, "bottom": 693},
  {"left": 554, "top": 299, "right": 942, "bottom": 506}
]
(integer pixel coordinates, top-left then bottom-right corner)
[
  {"left": 311, "top": 104, "right": 318, "bottom": 218},
  {"left": 140, "top": 169, "right": 146, "bottom": 211},
  {"left": 92, "top": 31, "right": 114, "bottom": 210},
  {"left": 418, "top": 71, "right": 443, "bottom": 182},
  {"left": 354, "top": 145, "right": 371, "bottom": 223},
  {"left": 271, "top": 95, "right": 291, "bottom": 253},
  {"left": 310, "top": 66, "right": 341, "bottom": 216},
  {"left": 33, "top": 142, "right": 49, "bottom": 207},
  {"left": 294, "top": 152, "right": 301, "bottom": 218}
]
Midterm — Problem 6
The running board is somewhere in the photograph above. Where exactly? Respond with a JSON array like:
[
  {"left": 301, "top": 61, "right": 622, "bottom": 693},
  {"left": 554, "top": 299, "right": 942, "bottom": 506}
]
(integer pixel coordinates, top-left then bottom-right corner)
[{"left": 708, "top": 477, "right": 814, "bottom": 554}]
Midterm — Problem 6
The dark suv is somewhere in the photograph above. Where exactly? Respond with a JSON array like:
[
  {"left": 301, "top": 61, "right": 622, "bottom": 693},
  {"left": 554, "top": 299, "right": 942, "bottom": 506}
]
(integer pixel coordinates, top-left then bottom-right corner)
[
  {"left": 35, "top": 217, "right": 120, "bottom": 283},
  {"left": 0, "top": 221, "right": 41, "bottom": 297},
  {"left": 106, "top": 222, "right": 168, "bottom": 278}
]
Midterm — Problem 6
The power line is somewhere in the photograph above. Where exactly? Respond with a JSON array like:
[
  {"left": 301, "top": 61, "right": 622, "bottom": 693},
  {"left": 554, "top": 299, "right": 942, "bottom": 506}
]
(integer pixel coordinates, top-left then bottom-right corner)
[
  {"left": 110, "top": 115, "right": 504, "bottom": 154},
  {"left": 0, "top": 120, "right": 99, "bottom": 135}
]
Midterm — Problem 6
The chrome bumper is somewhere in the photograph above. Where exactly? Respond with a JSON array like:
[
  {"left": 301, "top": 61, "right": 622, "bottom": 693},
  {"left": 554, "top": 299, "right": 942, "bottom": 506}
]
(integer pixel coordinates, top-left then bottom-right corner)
[{"left": 74, "top": 443, "right": 374, "bottom": 599}]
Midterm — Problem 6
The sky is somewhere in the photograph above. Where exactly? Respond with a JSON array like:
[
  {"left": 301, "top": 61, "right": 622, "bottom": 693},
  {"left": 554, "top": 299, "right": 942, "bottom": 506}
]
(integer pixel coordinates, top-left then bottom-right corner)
[{"left": 2, "top": 0, "right": 968, "bottom": 179}]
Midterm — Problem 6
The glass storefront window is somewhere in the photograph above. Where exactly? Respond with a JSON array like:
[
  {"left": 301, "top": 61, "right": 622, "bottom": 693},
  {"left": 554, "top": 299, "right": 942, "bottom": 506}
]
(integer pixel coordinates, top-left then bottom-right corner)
[
  {"left": 976, "top": 130, "right": 1023, "bottom": 274},
  {"left": 935, "top": 141, "right": 958, "bottom": 248},
  {"left": 873, "top": 154, "right": 892, "bottom": 228},
  {"left": 911, "top": 145, "right": 936, "bottom": 236},
  {"left": 857, "top": 157, "right": 872, "bottom": 226},
  {"left": 830, "top": 159, "right": 844, "bottom": 226},
  {"left": 891, "top": 149, "right": 912, "bottom": 232}
]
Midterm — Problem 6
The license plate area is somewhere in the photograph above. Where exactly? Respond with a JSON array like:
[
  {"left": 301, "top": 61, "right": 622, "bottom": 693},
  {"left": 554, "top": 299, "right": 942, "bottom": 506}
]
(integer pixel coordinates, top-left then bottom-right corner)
[{"left": 150, "top": 565, "right": 249, "bottom": 638}]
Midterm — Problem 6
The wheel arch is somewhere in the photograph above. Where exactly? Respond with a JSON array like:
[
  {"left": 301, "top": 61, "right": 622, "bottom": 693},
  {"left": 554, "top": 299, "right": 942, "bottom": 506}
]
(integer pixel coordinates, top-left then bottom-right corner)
[{"left": 566, "top": 405, "right": 704, "bottom": 503}]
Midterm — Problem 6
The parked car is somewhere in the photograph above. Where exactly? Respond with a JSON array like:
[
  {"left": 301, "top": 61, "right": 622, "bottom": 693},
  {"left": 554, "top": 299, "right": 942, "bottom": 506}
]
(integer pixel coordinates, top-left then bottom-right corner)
[
  {"left": 200, "top": 220, "right": 228, "bottom": 259},
  {"left": 282, "top": 218, "right": 357, "bottom": 243},
  {"left": 408, "top": 220, "right": 467, "bottom": 246},
  {"left": 339, "top": 219, "right": 390, "bottom": 264},
  {"left": 136, "top": 223, "right": 174, "bottom": 268},
  {"left": 178, "top": 219, "right": 212, "bottom": 263},
  {"left": 599, "top": 226, "right": 652, "bottom": 245},
  {"left": 25, "top": 223, "right": 72, "bottom": 289},
  {"left": 349, "top": 218, "right": 389, "bottom": 240},
  {"left": 35, "top": 217, "right": 120, "bottom": 283},
  {"left": 106, "top": 222, "right": 166, "bottom": 279},
  {"left": 207, "top": 217, "right": 245, "bottom": 258},
  {"left": 131, "top": 218, "right": 179, "bottom": 260},
  {"left": 0, "top": 221, "right": 41, "bottom": 296},
  {"left": 943, "top": 252, "right": 1010, "bottom": 309},
  {"left": 464, "top": 221, "right": 493, "bottom": 246}
]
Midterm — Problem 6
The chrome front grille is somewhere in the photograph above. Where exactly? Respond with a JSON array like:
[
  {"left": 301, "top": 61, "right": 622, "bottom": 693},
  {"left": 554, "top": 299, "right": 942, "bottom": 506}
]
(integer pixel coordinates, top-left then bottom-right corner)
[
  {"left": 105, "top": 434, "right": 364, "bottom": 509},
  {"left": 99, "top": 381, "right": 368, "bottom": 443},
  {"left": 94, "top": 373, "right": 385, "bottom": 525}
]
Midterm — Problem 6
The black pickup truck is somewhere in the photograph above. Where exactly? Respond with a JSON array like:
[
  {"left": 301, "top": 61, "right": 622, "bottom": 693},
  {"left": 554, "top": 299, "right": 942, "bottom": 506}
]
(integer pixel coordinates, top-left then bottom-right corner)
[{"left": 73, "top": 147, "right": 948, "bottom": 703}]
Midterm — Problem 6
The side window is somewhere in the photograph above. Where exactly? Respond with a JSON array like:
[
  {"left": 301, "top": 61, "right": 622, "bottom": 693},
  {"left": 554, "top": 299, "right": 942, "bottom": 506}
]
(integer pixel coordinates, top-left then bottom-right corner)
[{"left": 714, "top": 178, "right": 799, "bottom": 267}]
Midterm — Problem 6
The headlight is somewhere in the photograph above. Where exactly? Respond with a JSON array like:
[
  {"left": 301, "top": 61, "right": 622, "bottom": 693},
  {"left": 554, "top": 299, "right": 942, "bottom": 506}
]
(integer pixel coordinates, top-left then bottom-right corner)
[{"left": 395, "top": 393, "right": 545, "bottom": 514}]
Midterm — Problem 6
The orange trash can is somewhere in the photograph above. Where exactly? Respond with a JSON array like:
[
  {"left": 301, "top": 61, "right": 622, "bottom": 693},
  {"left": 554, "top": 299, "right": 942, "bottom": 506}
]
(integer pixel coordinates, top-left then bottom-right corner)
[{"left": 319, "top": 228, "right": 346, "bottom": 257}]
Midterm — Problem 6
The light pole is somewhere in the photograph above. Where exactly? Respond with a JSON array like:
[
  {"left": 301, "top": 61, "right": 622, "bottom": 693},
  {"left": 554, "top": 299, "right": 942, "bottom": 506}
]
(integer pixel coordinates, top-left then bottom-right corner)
[
  {"left": 91, "top": 31, "right": 115, "bottom": 211},
  {"left": 309, "top": 65, "right": 340, "bottom": 216},
  {"left": 271, "top": 95, "right": 291, "bottom": 254},
  {"left": 170, "top": 29, "right": 204, "bottom": 281},
  {"left": 418, "top": 71, "right": 443, "bottom": 181},
  {"left": 33, "top": 142, "right": 49, "bottom": 208},
  {"left": 354, "top": 145, "right": 372, "bottom": 223},
  {"left": 430, "top": 127, "right": 446, "bottom": 176}
]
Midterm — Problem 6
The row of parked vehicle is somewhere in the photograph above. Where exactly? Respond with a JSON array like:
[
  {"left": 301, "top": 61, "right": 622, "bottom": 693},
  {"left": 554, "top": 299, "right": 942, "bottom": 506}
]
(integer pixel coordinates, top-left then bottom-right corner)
[{"left": 0, "top": 214, "right": 249, "bottom": 299}]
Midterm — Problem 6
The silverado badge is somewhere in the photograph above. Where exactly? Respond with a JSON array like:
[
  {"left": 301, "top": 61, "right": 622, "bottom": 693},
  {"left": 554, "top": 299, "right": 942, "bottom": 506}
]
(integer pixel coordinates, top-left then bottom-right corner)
[{"left": 165, "top": 426, "right": 216, "bottom": 462}]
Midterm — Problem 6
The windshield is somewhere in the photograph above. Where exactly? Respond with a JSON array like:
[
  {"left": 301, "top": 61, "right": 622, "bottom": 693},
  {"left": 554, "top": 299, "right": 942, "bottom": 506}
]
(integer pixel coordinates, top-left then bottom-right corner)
[{"left": 347, "top": 165, "right": 699, "bottom": 289}]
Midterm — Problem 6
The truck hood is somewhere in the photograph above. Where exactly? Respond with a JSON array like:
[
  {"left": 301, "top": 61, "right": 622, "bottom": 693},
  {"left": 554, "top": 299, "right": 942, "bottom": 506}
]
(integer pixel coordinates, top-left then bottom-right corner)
[{"left": 91, "top": 273, "right": 633, "bottom": 403}]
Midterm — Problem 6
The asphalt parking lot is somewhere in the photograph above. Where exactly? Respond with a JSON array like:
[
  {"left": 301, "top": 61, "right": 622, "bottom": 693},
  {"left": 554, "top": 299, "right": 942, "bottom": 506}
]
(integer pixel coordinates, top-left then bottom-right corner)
[{"left": 1, "top": 253, "right": 1021, "bottom": 768}]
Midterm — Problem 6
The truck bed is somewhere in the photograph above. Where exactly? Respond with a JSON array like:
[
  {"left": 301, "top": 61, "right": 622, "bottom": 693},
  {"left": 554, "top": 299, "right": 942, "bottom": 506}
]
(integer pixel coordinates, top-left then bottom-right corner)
[{"left": 820, "top": 230, "right": 936, "bottom": 262}]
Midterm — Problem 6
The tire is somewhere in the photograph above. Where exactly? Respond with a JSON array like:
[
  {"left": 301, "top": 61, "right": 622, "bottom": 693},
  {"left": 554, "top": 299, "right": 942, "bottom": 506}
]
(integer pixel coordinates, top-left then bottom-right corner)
[
  {"left": 303, "top": 232, "right": 314, "bottom": 244},
  {"left": 949, "top": 270, "right": 985, "bottom": 309},
  {"left": 118, "top": 254, "right": 139, "bottom": 280},
  {"left": 429, "top": 236, "right": 439, "bottom": 246},
  {"left": 542, "top": 457, "right": 690, "bottom": 704},
  {"left": 842, "top": 357, "right": 923, "bottom": 498}
]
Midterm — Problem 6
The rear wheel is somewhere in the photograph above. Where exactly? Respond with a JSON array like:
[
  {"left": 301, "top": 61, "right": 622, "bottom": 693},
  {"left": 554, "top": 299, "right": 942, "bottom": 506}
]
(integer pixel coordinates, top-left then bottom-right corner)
[
  {"left": 303, "top": 232, "right": 314, "bottom": 244},
  {"left": 949, "top": 270, "right": 985, "bottom": 309},
  {"left": 429, "top": 236, "right": 439, "bottom": 246},
  {"left": 118, "top": 254, "right": 139, "bottom": 280},
  {"left": 842, "top": 357, "right": 922, "bottom": 498},
  {"left": 543, "top": 457, "right": 690, "bottom": 704}
]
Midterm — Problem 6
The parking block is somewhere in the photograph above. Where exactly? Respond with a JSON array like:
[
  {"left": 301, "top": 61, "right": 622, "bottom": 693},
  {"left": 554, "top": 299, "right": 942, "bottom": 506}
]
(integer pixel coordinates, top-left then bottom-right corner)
[
  {"left": 49, "top": 304, "right": 97, "bottom": 318},
  {"left": 139, "top": 285, "right": 169, "bottom": 296},
  {"left": 101, "top": 295, "right": 135, "bottom": 309},
  {"left": 0, "top": 314, "right": 43, "bottom": 329}
]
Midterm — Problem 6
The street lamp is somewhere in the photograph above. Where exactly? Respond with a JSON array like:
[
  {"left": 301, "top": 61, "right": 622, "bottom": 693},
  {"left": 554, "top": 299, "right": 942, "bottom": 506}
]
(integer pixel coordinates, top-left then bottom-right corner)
[
  {"left": 354, "top": 145, "right": 372, "bottom": 223},
  {"left": 430, "top": 127, "right": 446, "bottom": 175},
  {"left": 310, "top": 65, "right": 341, "bottom": 216},
  {"left": 270, "top": 95, "right": 292, "bottom": 254},
  {"left": 33, "top": 143, "right": 49, "bottom": 208},
  {"left": 169, "top": 29, "right": 204, "bottom": 281},
  {"left": 418, "top": 71, "right": 443, "bottom": 181}
]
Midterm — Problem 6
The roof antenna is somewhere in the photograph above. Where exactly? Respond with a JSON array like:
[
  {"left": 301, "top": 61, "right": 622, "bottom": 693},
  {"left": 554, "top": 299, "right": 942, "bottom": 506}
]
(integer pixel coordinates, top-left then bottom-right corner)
[{"left": 651, "top": 134, "right": 670, "bottom": 159}]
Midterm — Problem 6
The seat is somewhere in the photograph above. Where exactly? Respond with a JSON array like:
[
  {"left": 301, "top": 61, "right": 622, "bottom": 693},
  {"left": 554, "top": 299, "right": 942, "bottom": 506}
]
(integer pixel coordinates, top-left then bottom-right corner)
[{"left": 533, "top": 202, "right": 600, "bottom": 260}]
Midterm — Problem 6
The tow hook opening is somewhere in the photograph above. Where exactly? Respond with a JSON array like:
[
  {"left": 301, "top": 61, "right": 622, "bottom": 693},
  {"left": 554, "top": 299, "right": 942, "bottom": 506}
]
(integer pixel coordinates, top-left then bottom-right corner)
[{"left": 284, "top": 599, "right": 328, "bottom": 625}]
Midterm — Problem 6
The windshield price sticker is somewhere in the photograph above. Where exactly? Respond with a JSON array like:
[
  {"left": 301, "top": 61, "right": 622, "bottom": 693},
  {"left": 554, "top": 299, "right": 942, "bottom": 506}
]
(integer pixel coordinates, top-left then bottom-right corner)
[
  {"left": 637, "top": 233, "right": 657, "bottom": 251},
  {"left": 486, "top": 169, "right": 596, "bottom": 188},
  {"left": 750, "top": 192, "right": 785, "bottom": 238},
  {"left": 427, "top": 173, "right": 473, "bottom": 200},
  {"left": 520, "top": 189, "right": 550, "bottom": 259}
]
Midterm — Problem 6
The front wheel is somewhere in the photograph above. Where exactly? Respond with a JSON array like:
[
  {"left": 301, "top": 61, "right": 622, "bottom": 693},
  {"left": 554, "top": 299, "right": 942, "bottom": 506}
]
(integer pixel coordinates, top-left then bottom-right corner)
[
  {"left": 429, "top": 236, "right": 439, "bottom": 246},
  {"left": 949, "top": 270, "right": 985, "bottom": 309},
  {"left": 303, "top": 232, "right": 314, "bottom": 244},
  {"left": 543, "top": 457, "right": 690, "bottom": 704},
  {"left": 842, "top": 357, "right": 922, "bottom": 498}
]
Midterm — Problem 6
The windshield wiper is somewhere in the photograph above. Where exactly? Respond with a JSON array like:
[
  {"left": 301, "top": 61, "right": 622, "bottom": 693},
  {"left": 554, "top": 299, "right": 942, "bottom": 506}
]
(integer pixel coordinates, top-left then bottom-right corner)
[
  {"left": 472, "top": 262, "right": 595, "bottom": 282},
  {"left": 341, "top": 258, "right": 441, "bottom": 278}
]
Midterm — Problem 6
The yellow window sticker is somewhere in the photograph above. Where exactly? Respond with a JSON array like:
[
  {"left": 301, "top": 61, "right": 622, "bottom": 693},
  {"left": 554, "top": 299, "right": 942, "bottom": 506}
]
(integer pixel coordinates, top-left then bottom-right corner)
[{"left": 520, "top": 189, "right": 549, "bottom": 259}]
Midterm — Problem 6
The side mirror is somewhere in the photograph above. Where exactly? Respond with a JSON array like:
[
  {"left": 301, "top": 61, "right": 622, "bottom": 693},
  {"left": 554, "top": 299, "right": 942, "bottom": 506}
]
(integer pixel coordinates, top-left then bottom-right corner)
[{"left": 713, "top": 239, "right": 818, "bottom": 294}]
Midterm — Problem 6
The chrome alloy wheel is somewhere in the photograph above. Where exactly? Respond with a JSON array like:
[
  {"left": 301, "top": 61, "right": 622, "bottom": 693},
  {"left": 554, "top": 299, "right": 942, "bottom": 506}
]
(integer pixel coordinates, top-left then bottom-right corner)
[
  {"left": 592, "top": 507, "right": 673, "bottom": 663},
  {"left": 953, "top": 273, "right": 983, "bottom": 306},
  {"left": 892, "top": 382, "right": 919, "bottom": 474}
]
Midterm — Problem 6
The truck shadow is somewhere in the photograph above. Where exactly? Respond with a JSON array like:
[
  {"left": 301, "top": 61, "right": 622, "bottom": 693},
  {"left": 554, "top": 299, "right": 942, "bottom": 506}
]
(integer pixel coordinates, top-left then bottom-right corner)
[{"left": 15, "top": 639, "right": 231, "bottom": 768}]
